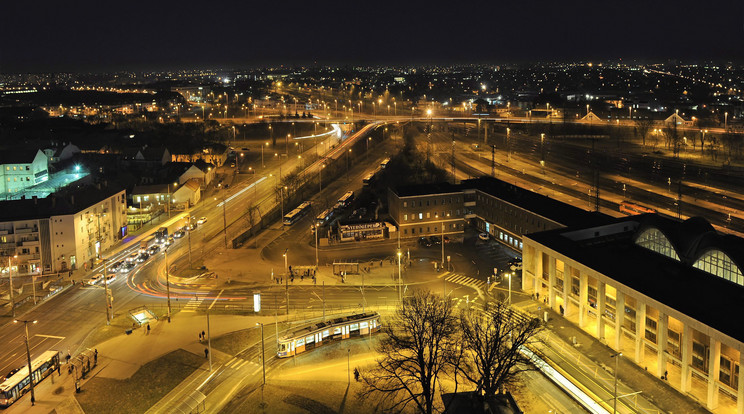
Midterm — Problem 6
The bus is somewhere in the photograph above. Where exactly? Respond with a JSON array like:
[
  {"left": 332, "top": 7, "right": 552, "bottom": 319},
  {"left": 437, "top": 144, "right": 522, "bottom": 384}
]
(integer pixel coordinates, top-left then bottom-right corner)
[
  {"left": 277, "top": 313, "right": 381, "bottom": 358},
  {"left": 154, "top": 227, "right": 168, "bottom": 244},
  {"left": 0, "top": 350, "right": 60, "bottom": 407},
  {"left": 380, "top": 158, "right": 390, "bottom": 169},
  {"left": 283, "top": 201, "right": 312, "bottom": 226},
  {"left": 316, "top": 208, "right": 335, "bottom": 226},
  {"left": 362, "top": 172, "right": 375, "bottom": 186},
  {"left": 619, "top": 201, "right": 656, "bottom": 215},
  {"left": 337, "top": 191, "right": 354, "bottom": 208}
]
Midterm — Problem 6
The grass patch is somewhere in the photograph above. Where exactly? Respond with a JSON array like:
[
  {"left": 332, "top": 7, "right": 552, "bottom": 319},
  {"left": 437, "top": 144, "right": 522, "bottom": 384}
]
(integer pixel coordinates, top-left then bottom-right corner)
[
  {"left": 78, "top": 313, "right": 138, "bottom": 351},
  {"left": 211, "top": 323, "right": 284, "bottom": 356},
  {"left": 76, "top": 349, "right": 203, "bottom": 414}
]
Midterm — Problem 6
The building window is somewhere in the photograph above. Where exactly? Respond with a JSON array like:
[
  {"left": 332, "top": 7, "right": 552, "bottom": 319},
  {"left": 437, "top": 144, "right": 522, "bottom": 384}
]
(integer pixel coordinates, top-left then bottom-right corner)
[
  {"left": 13, "top": 166, "right": 16, "bottom": 171},
  {"left": 635, "top": 228, "right": 680, "bottom": 261},
  {"left": 403, "top": 214, "right": 408, "bottom": 221},
  {"left": 426, "top": 212, "right": 430, "bottom": 219},
  {"left": 403, "top": 201, "right": 407, "bottom": 207},
  {"left": 693, "top": 249, "right": 744, "bottom": 286},
  {"left": 404, "top": 229, "right": 407, "bottom": 235},
  {"left": 418, "top": 213, "right": 423, "bottom": 220}
]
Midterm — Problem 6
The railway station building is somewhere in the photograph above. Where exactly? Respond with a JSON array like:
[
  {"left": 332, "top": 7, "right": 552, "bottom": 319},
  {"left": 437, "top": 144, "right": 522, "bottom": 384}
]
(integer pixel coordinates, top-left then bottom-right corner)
[{"left": 522, "top": 214, "right": 744, "bottom": 413}]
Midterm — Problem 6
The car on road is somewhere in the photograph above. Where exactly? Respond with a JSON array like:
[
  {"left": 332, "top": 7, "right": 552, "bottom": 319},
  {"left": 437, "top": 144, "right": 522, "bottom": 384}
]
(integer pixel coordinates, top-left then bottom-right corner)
[
  {"left": 105, "top": 273, "right": 116, "bottom": 283},
  {"left": 87, "top": 274, "right": 103, "bottom": 285},
  {"left": 167, "top": 236, "right": 174, "bottom": 245},
  {"left": 127, "top": 252, "right": 140, "bottom": 262},
  {"left": 119, "top": 262, "right": 136, "bottom": 273},
  {"left": 147, "top": 245, "right": 160, "bottom": 255},
  {"left": 478, "top": 232, "right": 490, "bottom": 241},
  {"left": 507, "top": 257, "right": 523, "bottom": 271},
  {"left": 136, "top": 253, "right": 149, "bottom": 263},
  {"left": 418, "top": 237, "right": 432, "bottom": 247},
  {"left": 173, "top": 230, "right": 185, "bottom": 239},
  {"left": 429, "top": 236, "right": 441, "bottom": 246},
  {"left": 109, "top": 260, "right": 124, "bottom": 273},
  {"left": 197, "top": 217, "right": 207, "bottom": 225}
]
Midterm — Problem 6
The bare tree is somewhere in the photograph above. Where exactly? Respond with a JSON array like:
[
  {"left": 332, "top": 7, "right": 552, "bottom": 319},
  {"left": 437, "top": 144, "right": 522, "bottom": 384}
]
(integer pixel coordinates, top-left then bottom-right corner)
[
  {"left": 663, "top": 123, "right": 682, "bottom": 157},
  {"left": 458, "top": 303, "right": 543, "bottom": 398},
  {"left": 634, "top": 118, "right": 654, "bottom": 147},
  {"left": 359, "top": 290, "right": 459, "bottom": 414}
]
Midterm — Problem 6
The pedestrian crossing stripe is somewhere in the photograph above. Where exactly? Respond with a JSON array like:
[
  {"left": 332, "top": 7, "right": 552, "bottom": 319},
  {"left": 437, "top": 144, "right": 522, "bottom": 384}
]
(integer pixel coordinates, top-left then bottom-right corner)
[
  {"left": 445, "top": 273, "right": 486, "bottom": 290},
  {"left": 181, "top": 293, "right": 209, "bottom": 312}
]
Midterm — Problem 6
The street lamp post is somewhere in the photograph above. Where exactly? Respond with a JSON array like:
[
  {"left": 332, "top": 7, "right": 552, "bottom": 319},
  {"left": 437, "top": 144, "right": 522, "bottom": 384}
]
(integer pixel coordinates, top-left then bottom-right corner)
[
  {"left": 284, "top": 249, "right": 289, "bottom": 316},
  {"left": 165, "top": 247, "right": 171, "bottom": 322},
  {"left": 397, "top": 251, "right": 402, "bottom": 303},
  {"left": 257, "top": 322, "right": 266, "bottom": 385},
  {"left": 315, "top": 224, "right": 319, "bottom": 269},
  {"left": 15, "top": 319, "right": 37, "bottom": 405},
  {"left": 611, "top": 352, "right": 622, "bottom": 414},
  {"left": 8, "top": 255, "right": 16, "bottom": 318},
  {"left": 103, "top": 258, "right": 111, "bottom": 325}
]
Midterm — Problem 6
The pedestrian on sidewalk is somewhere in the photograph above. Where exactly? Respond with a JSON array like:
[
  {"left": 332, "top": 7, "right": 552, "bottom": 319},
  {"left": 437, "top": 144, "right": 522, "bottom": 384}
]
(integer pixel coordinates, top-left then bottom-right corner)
[
  {"left": 199, "top": 332, "right": 202, "bottom": 342},
  {"left": 147, "top": 323, "right": 151, "bottom": 335},
  {"left": 204, "top": 348, "right": 209, "bottom": 359},
  {"left": 202, "top": 330, "right": 206, "bottom": 341},
  {"left": 94, "top": 349, "right": 98, "bottom": 364}
]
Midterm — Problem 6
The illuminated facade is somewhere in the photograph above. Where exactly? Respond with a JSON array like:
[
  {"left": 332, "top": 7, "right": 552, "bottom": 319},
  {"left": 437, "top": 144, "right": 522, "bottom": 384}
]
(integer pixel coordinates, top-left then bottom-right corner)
[{"left": 523, "top": 215, "right": 744, "bottom": 413}]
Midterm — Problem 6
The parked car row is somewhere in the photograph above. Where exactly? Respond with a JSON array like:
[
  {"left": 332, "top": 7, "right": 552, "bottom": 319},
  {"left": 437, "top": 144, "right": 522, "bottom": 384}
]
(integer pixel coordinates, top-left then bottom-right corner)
[{"left": 417, "top": 235, "right": 448, "bottom": 247}]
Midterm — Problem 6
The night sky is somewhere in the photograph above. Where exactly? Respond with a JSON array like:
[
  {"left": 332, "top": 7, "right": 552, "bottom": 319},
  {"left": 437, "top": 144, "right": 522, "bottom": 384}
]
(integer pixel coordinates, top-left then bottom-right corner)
[{"left": 2, "top": 0, "right": 743, "bottom": 72}]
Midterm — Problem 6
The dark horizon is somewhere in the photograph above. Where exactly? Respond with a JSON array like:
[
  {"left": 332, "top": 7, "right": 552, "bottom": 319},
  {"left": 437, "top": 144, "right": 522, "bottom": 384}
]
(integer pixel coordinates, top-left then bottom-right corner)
[{"left": 2, "top": 0, "right": 744, "bottom": 73}]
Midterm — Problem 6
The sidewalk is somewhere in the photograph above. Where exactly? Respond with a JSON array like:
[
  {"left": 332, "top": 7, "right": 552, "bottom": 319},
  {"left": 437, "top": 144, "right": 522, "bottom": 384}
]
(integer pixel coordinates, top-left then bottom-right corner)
[{"left": 513, "top": 297, "right": 710, "bottom": 414}]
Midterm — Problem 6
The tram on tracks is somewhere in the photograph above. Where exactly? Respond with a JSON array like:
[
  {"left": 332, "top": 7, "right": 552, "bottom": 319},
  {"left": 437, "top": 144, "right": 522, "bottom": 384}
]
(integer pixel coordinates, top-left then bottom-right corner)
[{"left": 277, "top": 312, "right": 381, "bottom": 358}]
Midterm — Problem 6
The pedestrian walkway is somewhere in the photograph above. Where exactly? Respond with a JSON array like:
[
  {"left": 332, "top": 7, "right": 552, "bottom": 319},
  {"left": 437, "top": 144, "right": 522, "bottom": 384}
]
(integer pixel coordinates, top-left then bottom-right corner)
[{"left": 181, "top": 292, "right": 208, "bottom": 312}]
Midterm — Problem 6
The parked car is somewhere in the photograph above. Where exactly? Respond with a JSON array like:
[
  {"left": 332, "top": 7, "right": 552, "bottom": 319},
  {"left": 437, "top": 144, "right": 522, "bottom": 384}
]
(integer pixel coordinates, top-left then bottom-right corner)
[
  {"left": 443, "top": 235, "right": 450, "bottom": 244},
  {"left": 418, "top": 237, "right": 432, "bottom": 247},
  {"left": 429, "top": 236, "right": 442, "bottom": 245},
  {"left": 478, "top": 232, "right": 490, "bottom": 241}
]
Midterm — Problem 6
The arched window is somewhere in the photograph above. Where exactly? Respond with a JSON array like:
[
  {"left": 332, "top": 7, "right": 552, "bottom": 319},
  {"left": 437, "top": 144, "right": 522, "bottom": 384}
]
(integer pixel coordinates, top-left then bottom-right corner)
[
  {"left": 635, "top": 228, "right": 679, "bottom": 261},
  {"left": 693, "top": 250, "right": 744, "bottom": 286}
]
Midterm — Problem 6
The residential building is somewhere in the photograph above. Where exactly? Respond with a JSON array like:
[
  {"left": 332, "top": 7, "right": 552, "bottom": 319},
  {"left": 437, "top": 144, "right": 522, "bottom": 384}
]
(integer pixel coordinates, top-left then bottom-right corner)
[
  {"left": 388, "top": 183, "right": 466, "bottom": 239},
  {"left": 0, "top": 149, "right": 49, "bottom": 194},
  {"left": 0, "top": 183, "right": 127, "bottom": 275},
  {"left": 522, "top": 214, "right": 744, "bottom": 413}
]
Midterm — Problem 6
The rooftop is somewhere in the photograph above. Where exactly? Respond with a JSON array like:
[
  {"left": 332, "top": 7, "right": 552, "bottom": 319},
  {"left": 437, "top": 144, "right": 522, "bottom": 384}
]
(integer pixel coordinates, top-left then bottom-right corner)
[
  {"left": 0, "top": 181, "right": 124, "bottom": 221},
  {"left": 391, "top": 182, "right": 463, "bottom": 197},
  {"left": 527, "top": 214, "right": 744, "bottom": 343},
  {"left": 462, "top": 176, "right": 610, "bottom": 228}
]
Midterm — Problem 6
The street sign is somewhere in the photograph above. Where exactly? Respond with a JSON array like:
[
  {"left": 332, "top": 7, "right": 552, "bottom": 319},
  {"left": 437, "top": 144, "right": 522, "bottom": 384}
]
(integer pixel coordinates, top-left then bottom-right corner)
[{"left": 253, "top": 293, "right": 261, "bottom": 312}]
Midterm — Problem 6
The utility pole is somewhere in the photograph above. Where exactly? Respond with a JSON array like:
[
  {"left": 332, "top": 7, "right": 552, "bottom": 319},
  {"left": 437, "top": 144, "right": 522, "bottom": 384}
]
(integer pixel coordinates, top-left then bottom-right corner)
[
  {"left": 165, "top": 248, "right": 171, "bottom": 322},
  {"left": 451, "top": 140, "right": 456, "bottom": 184},
  {"left": 15, "top": 319, "right": 37, "bottom": 406},
  {"left": 222, "top": 197, "right": 228, "bottom": 248},
  {"left": 491, "top": 145, "right": 496, "bottom": 177},
  {"left": 103, "top": 258, "right": 110, "bottom": 325},
  {"left": 594, "top": 169, "right": 600, "bottom": 212},
  {"left": 207, "top": 311, "right": 212, "bottom": 371},
  {"left": 284, "top": 249, "right": 289, "bottom": 316},
  {"left": 8, "top": 256, "right": 15, "bottom": 318}
]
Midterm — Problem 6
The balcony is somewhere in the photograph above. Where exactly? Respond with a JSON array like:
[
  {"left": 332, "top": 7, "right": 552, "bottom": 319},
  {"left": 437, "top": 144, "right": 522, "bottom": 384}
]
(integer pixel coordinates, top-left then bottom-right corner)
[{"left": 16, "top": 227, "right": 38, "bottom": 234}]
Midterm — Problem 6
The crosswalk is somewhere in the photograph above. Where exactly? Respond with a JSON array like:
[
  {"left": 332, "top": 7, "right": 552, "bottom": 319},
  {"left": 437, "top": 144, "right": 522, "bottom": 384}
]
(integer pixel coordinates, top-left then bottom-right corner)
[
  {"left": 181, "top": 292, "right": 208, "bottom": 312},
  {"left": 440, "top": 272, "right": 487, "bottom": 291},
  {"left": 224, "top": 356, "right": 261, "bottom": 375}
]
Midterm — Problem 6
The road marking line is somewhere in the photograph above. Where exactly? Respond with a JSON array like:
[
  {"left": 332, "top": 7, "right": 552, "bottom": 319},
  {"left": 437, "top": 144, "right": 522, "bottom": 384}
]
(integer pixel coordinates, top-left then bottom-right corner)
[
  {"left": 209, "top": 289, "right": 224, "bottom": 310},
  {"left": 35, "top": 334, "right": 65, "bottom": 339}
]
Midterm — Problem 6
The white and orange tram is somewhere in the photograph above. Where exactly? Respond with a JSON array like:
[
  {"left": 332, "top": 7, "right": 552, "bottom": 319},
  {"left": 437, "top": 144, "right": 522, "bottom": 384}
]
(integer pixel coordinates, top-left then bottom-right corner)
[{"left": 277, "top": 312, "right": 381, "bottom": 358}]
